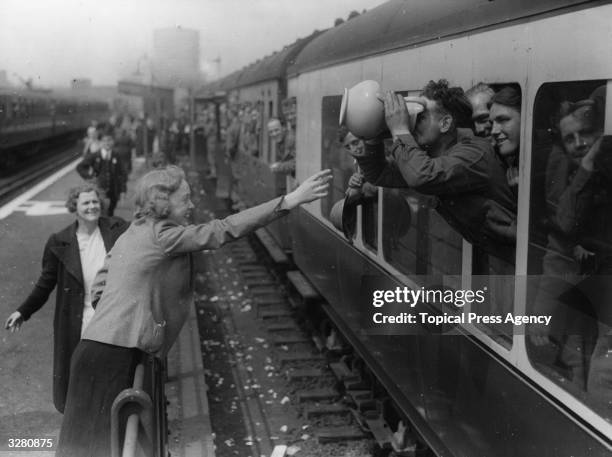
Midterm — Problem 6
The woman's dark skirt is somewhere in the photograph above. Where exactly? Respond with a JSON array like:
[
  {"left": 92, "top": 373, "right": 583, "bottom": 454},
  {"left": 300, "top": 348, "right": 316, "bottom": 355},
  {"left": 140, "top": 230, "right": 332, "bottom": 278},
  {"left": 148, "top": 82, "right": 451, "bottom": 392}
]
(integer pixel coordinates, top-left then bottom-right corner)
[{"left": 56, "top": 339, "right": 143, "bottom": 457}]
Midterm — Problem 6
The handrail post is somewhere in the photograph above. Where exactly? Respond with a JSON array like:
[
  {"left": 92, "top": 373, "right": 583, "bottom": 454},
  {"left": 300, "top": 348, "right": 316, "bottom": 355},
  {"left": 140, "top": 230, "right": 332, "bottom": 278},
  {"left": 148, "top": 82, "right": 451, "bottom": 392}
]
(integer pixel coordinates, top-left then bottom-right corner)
[{"left": 110, "top": 363, "right": 154, "bottom": 457}]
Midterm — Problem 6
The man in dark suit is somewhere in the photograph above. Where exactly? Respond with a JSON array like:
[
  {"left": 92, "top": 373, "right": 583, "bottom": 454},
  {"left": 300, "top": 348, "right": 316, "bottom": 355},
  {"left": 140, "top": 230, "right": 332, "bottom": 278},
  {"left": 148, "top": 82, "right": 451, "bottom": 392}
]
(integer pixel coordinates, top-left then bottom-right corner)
[
  {"left": 77, "top": 132, "right": 127, "bottom": 217},
  {"left": 113, "top": 128, "right": 134, "bottom": 175}
]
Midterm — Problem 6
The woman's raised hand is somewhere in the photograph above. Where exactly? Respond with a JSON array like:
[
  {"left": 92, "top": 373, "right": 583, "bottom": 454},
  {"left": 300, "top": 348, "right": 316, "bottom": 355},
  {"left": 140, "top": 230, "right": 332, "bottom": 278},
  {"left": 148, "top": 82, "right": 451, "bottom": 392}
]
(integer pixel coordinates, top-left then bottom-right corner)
[{"left": 283, "top": 169, "right": 333, "bottom": 209}]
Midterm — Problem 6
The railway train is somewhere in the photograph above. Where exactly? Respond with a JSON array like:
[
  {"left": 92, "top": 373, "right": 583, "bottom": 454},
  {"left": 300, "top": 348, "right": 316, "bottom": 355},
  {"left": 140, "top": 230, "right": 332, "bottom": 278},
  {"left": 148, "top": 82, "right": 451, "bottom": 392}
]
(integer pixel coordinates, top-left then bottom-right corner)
[
  {"left": 0, "top": 87, "right": 109, "bottom": 169},
  {"left": 197, "top": 0, "right": 612, "bottom": 455}
]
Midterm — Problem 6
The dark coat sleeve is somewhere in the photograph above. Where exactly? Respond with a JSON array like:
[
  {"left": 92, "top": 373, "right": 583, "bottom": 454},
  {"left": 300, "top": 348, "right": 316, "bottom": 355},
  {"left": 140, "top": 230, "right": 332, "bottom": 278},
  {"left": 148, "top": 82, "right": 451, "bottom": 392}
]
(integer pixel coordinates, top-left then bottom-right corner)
[
  {"left": 114, "top": 158, "right": 128, "bottom": 194},
  {"left": 113, "top": 216, "right": 130, "bottom": 235},
  {"left": 76, "top": 153, "right": 97, "bottom": 180},
  {"left": 356, "top": 134, "right": 490, "bottom": 196},
  {"left": 91, "top": 257, "right": 109, "bottom": 310},
  {"left": 554, "top": 166, "right": 597, "bottom": 238},
  {"left": 17, "top": 235, "right": 59, "bottom": 320},
  {"left": 355, "top": 140, "right": 409, "bottom": 188},
  {"left": 549, "top": 138, "right": 612, "bottom": 239}
]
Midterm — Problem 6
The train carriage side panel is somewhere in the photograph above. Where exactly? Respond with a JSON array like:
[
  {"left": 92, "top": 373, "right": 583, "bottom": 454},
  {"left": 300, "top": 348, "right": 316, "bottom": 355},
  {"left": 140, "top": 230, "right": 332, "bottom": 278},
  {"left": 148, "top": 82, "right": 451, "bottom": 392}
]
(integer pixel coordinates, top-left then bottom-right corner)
[
  {"left": 294, "top": 70, "right": 324, "bottom": 218},
  {"left": 234, "top": 79, "right": 291, "bottom": 250},
  {"left": 291, "top": 204, "right": 611, "bottom": 456}
]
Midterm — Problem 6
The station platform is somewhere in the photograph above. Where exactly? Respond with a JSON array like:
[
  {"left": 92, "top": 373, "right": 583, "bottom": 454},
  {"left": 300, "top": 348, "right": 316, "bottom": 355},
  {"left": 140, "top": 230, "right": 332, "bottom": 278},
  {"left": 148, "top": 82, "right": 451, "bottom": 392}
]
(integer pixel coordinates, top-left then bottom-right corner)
[{"left": 0, "top": 155, "right": 213, "bottom": 457}]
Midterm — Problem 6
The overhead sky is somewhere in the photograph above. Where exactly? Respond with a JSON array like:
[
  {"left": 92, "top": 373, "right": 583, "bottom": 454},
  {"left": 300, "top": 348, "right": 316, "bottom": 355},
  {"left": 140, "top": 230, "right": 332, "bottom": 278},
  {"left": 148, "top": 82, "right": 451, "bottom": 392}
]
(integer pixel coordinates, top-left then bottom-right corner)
[{"left": 0, "top": 0, "right": 385, "bottom": 88}]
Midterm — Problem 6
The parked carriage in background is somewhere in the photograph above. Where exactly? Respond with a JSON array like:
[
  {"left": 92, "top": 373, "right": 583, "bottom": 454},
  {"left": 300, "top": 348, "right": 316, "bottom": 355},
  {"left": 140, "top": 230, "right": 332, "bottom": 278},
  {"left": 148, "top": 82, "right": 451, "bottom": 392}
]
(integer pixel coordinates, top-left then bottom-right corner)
[{"left": 0, "top": 87, "right": 109, "bottom": 169}]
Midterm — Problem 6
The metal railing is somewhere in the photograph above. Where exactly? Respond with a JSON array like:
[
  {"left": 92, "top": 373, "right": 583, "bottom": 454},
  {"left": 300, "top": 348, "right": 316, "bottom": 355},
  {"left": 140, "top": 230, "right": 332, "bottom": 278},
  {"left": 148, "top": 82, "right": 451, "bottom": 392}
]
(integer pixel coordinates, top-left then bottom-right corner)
[{"left": 110, "top": 355, "right": 167, "bottom": 457}]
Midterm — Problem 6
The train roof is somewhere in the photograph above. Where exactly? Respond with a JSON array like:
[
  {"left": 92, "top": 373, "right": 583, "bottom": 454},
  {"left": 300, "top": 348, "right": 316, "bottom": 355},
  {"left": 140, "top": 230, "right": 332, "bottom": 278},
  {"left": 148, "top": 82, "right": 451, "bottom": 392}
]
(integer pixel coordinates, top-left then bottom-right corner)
[
  {"left": 236, "top": 31, "right": 323, "bottom": 87},
  {"left": 288, "top": 0, "right": 603, "bottom": 76},
  {"left": 0, "top": 87, "right": 110, "bottom": 105},
  {"left": 196, "top": 70, "right": 244, "bottom": 101},
  {"left": 0, "top": 87, "right": 53, "bottom": 97},
  {"left": 196, "top": 31, "right": 322, "bottom": 100}
]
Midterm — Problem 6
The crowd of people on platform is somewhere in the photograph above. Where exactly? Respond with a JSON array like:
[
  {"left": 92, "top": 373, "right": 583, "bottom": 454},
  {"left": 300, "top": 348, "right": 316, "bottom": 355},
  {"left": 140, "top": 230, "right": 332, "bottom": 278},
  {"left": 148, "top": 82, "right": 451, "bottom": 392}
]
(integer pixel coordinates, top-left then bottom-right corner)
[
  {"left": 192, "top": 99, "right": 297, "bottom": 208},
  {"left": 4, "top": 104, "right": 331, "bottom": 456}
]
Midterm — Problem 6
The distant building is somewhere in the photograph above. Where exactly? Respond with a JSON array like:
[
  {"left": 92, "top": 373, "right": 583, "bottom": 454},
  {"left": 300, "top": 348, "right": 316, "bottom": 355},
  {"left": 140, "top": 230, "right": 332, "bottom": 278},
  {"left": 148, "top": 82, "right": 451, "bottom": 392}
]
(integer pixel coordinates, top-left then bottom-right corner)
[
  {"left": 153, "top": 27, "right": 202, "bottom": 88},
  {"left": 0, "top": 70, "right": 8, "bottom": 87}
]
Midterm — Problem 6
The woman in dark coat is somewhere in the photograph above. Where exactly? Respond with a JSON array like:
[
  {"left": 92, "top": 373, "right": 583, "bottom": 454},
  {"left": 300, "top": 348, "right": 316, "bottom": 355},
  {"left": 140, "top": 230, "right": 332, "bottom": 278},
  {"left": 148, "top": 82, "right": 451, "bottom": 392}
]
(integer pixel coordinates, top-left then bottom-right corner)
[{"left": 4, "top": 184, "right": 129, "bottom": 413}]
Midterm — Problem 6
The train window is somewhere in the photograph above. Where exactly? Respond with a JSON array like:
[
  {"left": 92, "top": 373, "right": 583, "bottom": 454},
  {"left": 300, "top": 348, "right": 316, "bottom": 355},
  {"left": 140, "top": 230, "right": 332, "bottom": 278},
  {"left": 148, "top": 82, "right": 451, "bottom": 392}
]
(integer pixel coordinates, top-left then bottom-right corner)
[
  {"left": 321, "top": 96, "right": 356, "bottom": 227},
  {"left": 465, "top": 83, "right": 522, "bottom": 346},
  {"left": 527, "top": 80, "right": 610, "bottom": 420},
  {"left": 320, "top": 95, "right": 379, "bottom": 250},
  {"left": 268, "top": 101, "right": 274, "bottom": 162},
  {"left": 362, "top": 192, "right": 378, "bottom": 251},
  {"left": 238, "top": 102, "right": 262, "bottom": 159},
  {"left": 382, "top": 188, "right": 462, "bottom": 280}
]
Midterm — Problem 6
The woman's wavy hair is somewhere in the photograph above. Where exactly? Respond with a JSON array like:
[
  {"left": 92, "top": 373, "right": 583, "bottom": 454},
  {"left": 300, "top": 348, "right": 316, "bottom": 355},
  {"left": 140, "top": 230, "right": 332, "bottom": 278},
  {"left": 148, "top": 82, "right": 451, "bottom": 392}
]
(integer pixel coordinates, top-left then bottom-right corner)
[
  {"left": 65, "top": 183, "right": 105, "bottom": 213},
  {"left": 491, "top": 86, "right": 522, "bottom": 112},
  {"left": 134, "top": 165, "right": 186, "bottom": 219}
]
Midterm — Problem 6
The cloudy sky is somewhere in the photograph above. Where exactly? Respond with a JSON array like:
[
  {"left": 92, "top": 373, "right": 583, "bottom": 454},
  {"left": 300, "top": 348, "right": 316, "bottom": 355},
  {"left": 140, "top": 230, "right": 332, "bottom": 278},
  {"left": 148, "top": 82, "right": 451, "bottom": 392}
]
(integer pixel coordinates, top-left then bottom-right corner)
[{"left": 0, "top": 0, "right": 385, "bottom": 88}]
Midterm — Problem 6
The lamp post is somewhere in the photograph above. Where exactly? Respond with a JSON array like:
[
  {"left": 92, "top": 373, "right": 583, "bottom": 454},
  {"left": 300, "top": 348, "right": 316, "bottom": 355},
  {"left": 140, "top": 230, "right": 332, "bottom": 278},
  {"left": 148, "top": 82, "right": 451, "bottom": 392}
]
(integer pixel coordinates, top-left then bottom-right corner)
[
  {"left": 189, "top": 87, "right": 196, "bottom": 167},
  {"left": 133, "top": 55, "right": 153, "bottom": 166}
]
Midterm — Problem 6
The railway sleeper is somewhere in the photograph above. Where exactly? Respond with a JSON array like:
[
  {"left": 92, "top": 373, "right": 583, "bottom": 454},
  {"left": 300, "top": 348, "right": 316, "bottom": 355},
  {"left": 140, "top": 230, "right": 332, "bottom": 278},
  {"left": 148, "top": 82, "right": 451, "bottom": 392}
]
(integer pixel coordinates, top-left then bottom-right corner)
[
  {"left": 238, "top": 264, "right": 268, "bottom": 274},
  {"left": 273, "top": 334, "right": 310, "bottom": 345},
  {"left": 265, "top": 322, "right": 299, "bottom": 332},
  {"left": 240, "top": 270, "right": 270, "bottom": 279},
  {"left": 297, "top": 387, "right": 340, "bottom": 402},
  {"left": 259, "top": 308, "right": 293, "bottom": 319},
  {"left": 236, "top": 257, "right": 259, "bottom": 266},
  {"left": 316, "top": 426, "right": 368, "bottom": 444},
  {"left": 251, "top": 291, "right": 285, "bottom": 303},
  {"left": 286, "top": 367, "right": 325, "bottom": 380},
  {"left": 232, "top": 253, "right": 257, "bottom": 263},
  {"left": 244, "top": 279, "right": 277, "bottom": 288},
  {"left": 254, "top": 295, "right": 286, "bottom": 305},
  {"left": 305, "top": 403, "right": 351, "bottom": 418},
  {"left": 278, "top": 351, "right": 325, "bottom": 365},
  {"left": 256, "top": 299, "right": 288, "bottom": 312}
]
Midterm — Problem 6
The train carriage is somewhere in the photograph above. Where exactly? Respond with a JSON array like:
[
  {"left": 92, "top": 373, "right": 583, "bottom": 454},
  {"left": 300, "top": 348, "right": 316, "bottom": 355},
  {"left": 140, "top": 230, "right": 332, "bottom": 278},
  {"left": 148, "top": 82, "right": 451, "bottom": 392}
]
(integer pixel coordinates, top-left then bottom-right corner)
[
  {"left": 196, "top": 32, "right": 320, "bottom": 254},
  {"left": 0, "top": 87, "right": 109, "bottom": 169},
  {"left": 285, "top": 0, "right": 612, "bottom": 455}
]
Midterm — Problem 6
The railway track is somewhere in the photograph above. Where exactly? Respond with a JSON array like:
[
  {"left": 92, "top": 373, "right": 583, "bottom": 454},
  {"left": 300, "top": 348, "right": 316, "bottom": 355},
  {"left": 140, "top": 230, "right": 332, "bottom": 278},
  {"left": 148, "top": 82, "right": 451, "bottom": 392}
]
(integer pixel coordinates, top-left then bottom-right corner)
[
  {"left": 194, "top": 232, "right": 431, "bottom": 457},
  {"left": 0, "top": 142, "right": 81, "bottom": 205}
]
